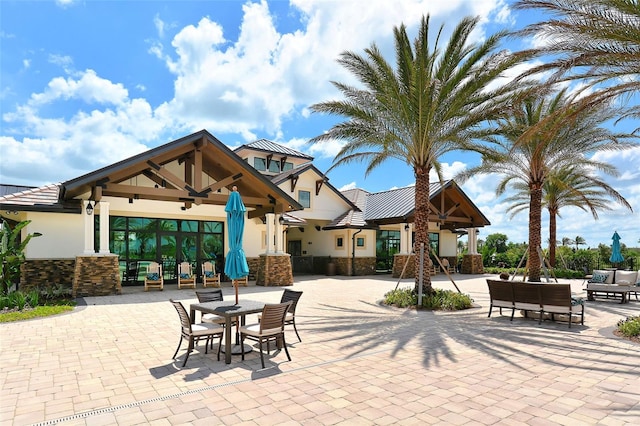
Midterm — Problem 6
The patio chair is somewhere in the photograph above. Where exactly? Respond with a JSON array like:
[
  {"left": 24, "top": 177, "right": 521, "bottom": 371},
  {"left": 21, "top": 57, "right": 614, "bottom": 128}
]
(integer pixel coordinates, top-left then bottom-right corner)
[
  {"left": 258, "top": 289, "right": 303, "bottom": 342},
  {"left": 144, "top": 262, "right": 163, "bottom": 291},
  {"left": 486, "top": 280, "right": 515, "bottom": 319},
  {"left": 427, "top": 258, "right": 438, "bottom": 276},
  {"left": 441, "top": 258, "right": 455, "bottom": 274},
  {"left": 170, "top": 299, "right": 224, "bottom": 367},
  {"left": 540, "top": 284, "right": 584, "bottom": 328},
  {"left": 233, "top": 276, "right": 248, "bottom": 287},
  {"left": 240, "top": 301, "right": 292, "bottom": 368},
  {"left": 177, "top": 262, "right": 196, "bottom": 289},
  {"left": 123, "top": 261, "right": 139, "bottom": 284},
  {"left": 195, "top": 289, "right": 237, "bottom": 329},
  {"left": 201, "top": 261, "right": 221, "bottom": 288}
]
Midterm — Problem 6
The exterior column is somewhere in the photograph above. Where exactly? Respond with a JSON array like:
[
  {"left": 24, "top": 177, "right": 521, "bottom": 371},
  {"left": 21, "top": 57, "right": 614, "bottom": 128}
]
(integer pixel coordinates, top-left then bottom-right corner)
[
  {"left": 265, "top": 213, "right": 275, "bottom": 254},
  {"left": 83, "top": 200, "right": 95, "bottom": 255},
  {"left": 275, "top": 214, "right": 284, "bottom": 254},
  {"left": 98, "top": 201, "right": 110, "bottom": 254},
  {"left": 468, "top": 227, "right": 477, "bottom": 255}
]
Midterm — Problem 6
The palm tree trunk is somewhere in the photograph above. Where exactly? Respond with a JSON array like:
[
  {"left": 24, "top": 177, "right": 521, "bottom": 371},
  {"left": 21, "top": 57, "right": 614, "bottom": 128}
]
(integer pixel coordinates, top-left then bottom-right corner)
[
  {"left": 548, "top": 207, "right": 557, "bottom": 268},
  {"left": 414, "top": 166, "right": 432, "bottom": 294},
  {"left": 528, "top": 185, "right": 542, "bottom": 281}
]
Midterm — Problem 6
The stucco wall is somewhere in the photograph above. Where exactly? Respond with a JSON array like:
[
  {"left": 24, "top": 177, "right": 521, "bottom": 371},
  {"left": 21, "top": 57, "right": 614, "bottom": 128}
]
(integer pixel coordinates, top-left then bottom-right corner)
[{"left": 22, "top": 212, "right": 84, "bottom": 259}]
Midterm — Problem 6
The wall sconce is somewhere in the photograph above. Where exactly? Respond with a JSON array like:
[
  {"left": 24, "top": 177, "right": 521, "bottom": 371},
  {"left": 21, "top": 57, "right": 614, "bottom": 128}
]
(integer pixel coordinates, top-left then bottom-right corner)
[
  {"left": 404, "top": 224, "right": 410, "bottom": 231},
  {"left": 85, "top": 201, "right": 94, "bottom": 216},
  {"left": 128, "top": 198, "right": 133, "bottom": 204},
  {"left": 278, "top": 215, "right": 285, "bottom": 225},
  {"left": 315, "top": 225, "right": 321, "bottom": 231}
]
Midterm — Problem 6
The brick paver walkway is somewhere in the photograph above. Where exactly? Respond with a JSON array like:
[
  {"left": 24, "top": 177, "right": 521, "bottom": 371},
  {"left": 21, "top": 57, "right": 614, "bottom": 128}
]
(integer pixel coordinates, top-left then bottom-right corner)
[{"left": 1, "top": 274, "right": 638, "bottom": 425}]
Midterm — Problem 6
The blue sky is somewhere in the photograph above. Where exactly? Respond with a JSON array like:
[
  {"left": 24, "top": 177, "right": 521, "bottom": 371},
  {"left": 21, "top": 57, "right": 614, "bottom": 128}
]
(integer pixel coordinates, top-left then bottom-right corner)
[{"left": 1, "top": 0, "right": 638, "bottom": 249}]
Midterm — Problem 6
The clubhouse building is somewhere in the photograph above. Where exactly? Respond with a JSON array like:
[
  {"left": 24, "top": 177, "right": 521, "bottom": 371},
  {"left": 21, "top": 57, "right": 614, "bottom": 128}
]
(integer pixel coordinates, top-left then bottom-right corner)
[{"left": 0, "top": 130, "right": 488, "bottom": 296}]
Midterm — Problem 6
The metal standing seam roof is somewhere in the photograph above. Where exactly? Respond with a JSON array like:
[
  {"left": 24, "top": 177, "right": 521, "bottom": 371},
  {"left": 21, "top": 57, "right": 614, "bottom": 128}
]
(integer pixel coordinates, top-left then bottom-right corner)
[
  {"left": 235, "top": 139, "right": 314, "bottom": 160},
  {"left": 0, "top": 183, "right": 78, "bottom": 212}
]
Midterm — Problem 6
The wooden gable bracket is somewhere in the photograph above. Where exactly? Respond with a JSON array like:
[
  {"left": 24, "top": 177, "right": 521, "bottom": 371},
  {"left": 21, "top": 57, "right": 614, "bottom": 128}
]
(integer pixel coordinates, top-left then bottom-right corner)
[
  {"left": 280, "top": 156, "right": 288, "bottom": 171},
  {"left": 315, "top": 178, "right": 326, "bottom": 196},
  {"left": 290, "top": 175, "right": 299, "bottom": 192},
  {"left": 439, "top": 203, "right": 461, "bottom": 221},
  {"left": 429, "top": 202, "right": 442, "bottom": 216},
  {"left": 266, "top": 154, "right": 273, "bottom": 171}
]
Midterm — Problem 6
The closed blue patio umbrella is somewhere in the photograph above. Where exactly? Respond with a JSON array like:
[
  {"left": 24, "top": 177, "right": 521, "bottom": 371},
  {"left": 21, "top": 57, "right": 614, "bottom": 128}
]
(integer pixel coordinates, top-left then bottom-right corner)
[
  {"left": 609, "top": 231, "right": 624, "bottom": 266},
  {"left": 224, "top": 186, "right": 249, "bottom": 304}
]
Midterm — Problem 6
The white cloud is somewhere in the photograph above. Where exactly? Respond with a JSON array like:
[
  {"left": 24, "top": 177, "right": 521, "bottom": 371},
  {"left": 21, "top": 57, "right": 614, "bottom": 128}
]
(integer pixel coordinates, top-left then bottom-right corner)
[{"left": 339, "top": 181, "right": 357, "bottom": 191}]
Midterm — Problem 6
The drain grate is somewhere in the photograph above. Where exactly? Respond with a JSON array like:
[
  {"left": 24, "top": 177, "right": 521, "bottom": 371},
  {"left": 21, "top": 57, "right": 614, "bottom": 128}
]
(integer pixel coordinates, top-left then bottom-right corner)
[
  {"left": 32, "top": 347, "right": 390, "bottom": 425},
  {"left": 31, "top": 379, "right": 244, "bottom": 426}
]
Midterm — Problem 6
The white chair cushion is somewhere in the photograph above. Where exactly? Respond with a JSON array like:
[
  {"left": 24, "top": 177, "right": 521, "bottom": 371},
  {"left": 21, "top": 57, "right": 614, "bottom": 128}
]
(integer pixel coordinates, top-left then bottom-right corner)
[
  {"left": 201, "top": 313, "right": 225, "bottom": 324},
  {"left": 615, "top": 270, "right": 637, "bottom": 285},
  {"left": 191, "top": 323, "right": 223, "bottom": 336},
  {"left": 240, "top": 324, "right": 282, "bottom": 337}
]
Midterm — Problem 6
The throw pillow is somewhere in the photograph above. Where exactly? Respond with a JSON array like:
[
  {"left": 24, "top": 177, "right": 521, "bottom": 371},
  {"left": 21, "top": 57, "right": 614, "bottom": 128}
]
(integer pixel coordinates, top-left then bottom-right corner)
[
  {"left": 590, "top": 272, "right": 609, "bottom": 283},
  {"left": 179, "top": 273, "right": 191, "bottom": 279},
  {"left": 147, "top": 273, "right": 159, "bottom": 281},
  {"left": 205, "top": 271, "right": 215, "bottom": 278},
  {"left": 571, "top": 296, "right": 584, "bottom": 306}
]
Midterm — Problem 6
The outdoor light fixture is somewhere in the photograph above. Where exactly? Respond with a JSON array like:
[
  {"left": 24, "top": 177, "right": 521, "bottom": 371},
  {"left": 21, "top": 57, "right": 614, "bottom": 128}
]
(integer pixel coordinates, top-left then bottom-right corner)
[
  {"left": 128, "top": 198, "right": 133, "bottom": 204},
  {"left": 85, "top": 201, "right": 94, "bottom": 216},
  {"left": 279, "top": 215, "right": 285, "bottom": 225},
  {"left": 405, "top": 224, "right": 410, "bottom": 231}
]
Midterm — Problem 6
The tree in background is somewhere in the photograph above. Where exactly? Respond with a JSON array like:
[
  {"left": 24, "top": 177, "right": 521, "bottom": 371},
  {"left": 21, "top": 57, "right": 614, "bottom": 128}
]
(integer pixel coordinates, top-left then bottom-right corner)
[
  {"left": 309, "top": 15, "right": 529, "bottom": 293},
  {"left": 562, "top": 237, "right": 574, "bottom": 247},
  {"left": 458, "top": 88, "right": 635, "bottom": 281},
  {"left": 501, "top": 166, "right": 632, "bottom": 266},
  {"left": 575, "top": 236, "right": 587, "bottom": 251}
]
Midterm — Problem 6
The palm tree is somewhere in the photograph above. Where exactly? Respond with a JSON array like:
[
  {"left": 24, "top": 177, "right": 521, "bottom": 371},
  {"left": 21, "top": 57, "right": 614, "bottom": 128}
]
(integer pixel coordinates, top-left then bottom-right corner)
[
  {"left": 309, "top": 15, "right": 529, "bottom": 292},
  {"left": 458, "top": 88, "right": 635, "bottom": 281},
  {"left": 562, "top": 237, "right": 574, "bottom": 247},
  {"left": 574, "top": 236, "right": 587, "bottom": 251},
  {"left": 513, "top": 0, "right": 640, "bottom": 121},
  {"left": 501, "top": 167, "right": 632, "bottom": 266}
]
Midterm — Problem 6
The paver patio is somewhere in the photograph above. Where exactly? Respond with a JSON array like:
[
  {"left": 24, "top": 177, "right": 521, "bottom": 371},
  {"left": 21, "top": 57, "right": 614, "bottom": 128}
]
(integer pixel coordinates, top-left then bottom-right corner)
[{"left": 1, "top": 274, "right": 638, "bottom": 425}]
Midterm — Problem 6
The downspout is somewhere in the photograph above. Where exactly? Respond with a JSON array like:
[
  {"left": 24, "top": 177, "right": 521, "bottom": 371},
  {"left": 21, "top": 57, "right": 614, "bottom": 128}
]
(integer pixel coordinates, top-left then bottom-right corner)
[{"left": 351, "top": 228, "right": 363, "bottom": 276}]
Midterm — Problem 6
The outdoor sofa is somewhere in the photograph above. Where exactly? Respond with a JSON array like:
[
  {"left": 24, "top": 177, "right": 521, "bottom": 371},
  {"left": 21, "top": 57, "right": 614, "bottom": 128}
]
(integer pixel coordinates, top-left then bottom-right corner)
[
  {"left": 487, "top": 279, "right": 584, "bottom": 328},
  {"left": 586, "top": 269, "right": 639, "bottom": 304}
]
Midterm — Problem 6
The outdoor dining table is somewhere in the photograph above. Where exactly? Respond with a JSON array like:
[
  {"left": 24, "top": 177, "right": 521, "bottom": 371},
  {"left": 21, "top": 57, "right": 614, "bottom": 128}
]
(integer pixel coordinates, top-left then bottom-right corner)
[{"left": 189, "top": 299, "right": 265, "bottom": 364}]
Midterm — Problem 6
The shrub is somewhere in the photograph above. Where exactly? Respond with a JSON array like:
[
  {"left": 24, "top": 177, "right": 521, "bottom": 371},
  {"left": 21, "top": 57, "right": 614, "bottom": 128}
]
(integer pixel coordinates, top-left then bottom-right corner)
[
  {"left": 383, "top": 288, "right": 416, "bottom": 308},
  {"left": 617, "top": 316, "right": 640, "bottom": 338},
  {"left": 8, "top": 291, "right": 27, "bottom": 310},
  {"left": 383, "top": 287, "right": 473, "bottom": 310}
]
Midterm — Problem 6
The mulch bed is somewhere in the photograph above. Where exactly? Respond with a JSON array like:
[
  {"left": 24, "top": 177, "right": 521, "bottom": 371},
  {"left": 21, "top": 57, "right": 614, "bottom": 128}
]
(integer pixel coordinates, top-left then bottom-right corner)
[{"left": 613, "top": 329, "right": 640, "bottom": 344}]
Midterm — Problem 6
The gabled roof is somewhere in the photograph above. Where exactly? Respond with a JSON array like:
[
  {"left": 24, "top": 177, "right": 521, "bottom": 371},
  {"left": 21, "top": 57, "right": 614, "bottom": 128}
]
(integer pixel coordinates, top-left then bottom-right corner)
[
  {"left": 64, "top": 130, "right": 303, "bottom": 216},
  {"left": 271, "top": 163, "right": 359, "bottom": 211},
  {"left": 2, "top": 130, "right": 304, "bottom": 216},
  {"left": 324, "top": 180, "right": 490, "bottom": 230},
  {"left": 0, "top": 183, "right": 79, "bottom": 213},
  {"left": 324, "top": 188, "right": 375, "bottom": 229},
  {"left": 234, "top": 139, "right": 313, "bottom": 160}
]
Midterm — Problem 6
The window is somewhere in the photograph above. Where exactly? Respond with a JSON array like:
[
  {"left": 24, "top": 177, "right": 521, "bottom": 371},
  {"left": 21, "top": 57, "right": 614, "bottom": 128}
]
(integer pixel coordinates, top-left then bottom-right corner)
[
  {"left": 298, "top": 190, "right": 311, "bottom": 208},
  {"left": 268, "top": 161, "right": 280, "bottom": 173},
  {"left": 336, "top": 236, "right": 344, "bottom": 249},
  {"left": 356, "top": 236, "right": 365, "bottom": 248},
  {"left": 282, "top": 162, "right": 293, "bottom": 171},
  {"left": 254, "top": 157, "right": 266, "bottom": 171}
]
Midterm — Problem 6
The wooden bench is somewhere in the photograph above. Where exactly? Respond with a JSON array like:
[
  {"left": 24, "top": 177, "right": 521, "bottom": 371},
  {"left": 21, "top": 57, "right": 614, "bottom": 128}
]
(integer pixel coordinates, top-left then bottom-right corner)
[{"left": 486, "top": 280, "right": 584, "bottom": 328}]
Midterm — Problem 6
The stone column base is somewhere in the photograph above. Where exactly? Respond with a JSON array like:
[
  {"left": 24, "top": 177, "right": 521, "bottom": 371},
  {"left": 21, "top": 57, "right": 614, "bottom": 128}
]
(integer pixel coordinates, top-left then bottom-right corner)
[
  {"left": 392, "top": 254, "right": 416, "bottom": 278},
  {"left": 461, "top": 254, "right": 483, "bottom": 274},
  {"left": 73, "top": 255, "right": 122, "bottom": 297},
  {"left": 256, "top": 253, "right": 293, "bottom": 286}
]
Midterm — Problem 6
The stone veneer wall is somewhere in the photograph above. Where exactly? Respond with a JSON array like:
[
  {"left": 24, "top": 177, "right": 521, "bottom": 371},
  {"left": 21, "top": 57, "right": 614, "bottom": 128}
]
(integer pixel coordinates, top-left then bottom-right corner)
[
  {"left": 392, "top": 254, "right": 416, "bottom": 278},
  {"left": 324, "top": 257, "right": 376, "bottom": 276},
  {"left": 245, "top": 257, "right": 259, "bottom": 281},
  {"left": 20, "top": 259, "right": 76, "bottom": 292},
  {"left": 73, "top": 255, "right": 122, "bottom": 297},
  {"left": 461, "top": 254, "right": 484, "bottom": 274},
  {"left": 256, "top": 254, "right": 293, "bottom": 286}
]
